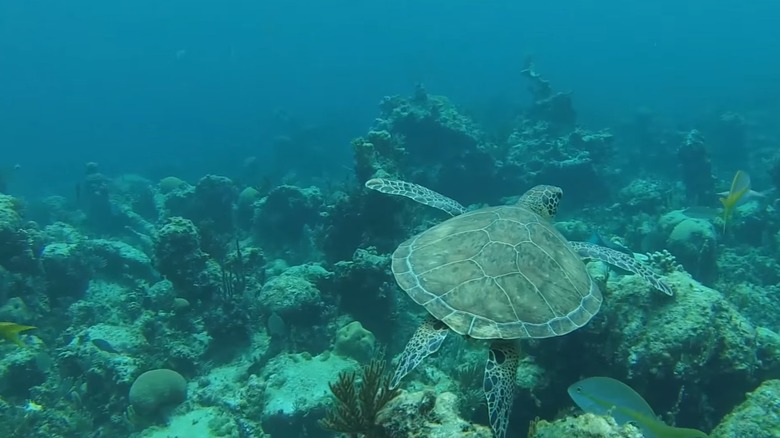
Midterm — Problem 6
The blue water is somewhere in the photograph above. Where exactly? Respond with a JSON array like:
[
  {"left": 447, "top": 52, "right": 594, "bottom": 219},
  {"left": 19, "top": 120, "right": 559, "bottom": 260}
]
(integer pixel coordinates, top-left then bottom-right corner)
[{"left": 2, "top": 0, "right": 777, "bottom": 193}]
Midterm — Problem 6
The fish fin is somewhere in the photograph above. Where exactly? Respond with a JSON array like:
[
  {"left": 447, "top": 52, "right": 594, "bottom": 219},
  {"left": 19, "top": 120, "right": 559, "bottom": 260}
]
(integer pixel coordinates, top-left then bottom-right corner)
[{"left": 0, "top": 323, "right": 36, "bottom": 348}]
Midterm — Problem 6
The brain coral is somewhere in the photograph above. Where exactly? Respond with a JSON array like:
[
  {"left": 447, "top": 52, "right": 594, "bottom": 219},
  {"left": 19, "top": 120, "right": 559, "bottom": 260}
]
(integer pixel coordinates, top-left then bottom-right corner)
[{"left": 129, "top": 369, "right": 187, "bottom": 416}]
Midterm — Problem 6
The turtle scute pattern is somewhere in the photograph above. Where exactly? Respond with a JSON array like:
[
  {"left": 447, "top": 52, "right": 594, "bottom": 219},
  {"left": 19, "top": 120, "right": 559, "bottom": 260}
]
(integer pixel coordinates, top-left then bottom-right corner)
[{"left": 391, "top": 205, "right": 602, "bottom": 341}]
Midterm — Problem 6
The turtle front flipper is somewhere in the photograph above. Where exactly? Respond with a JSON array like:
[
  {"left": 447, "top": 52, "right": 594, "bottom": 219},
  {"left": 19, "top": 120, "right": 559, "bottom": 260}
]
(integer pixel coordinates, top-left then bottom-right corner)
[
  {"left": 365, "top": 178, "right": 466, "bottom": 216},
  {"left": 484, "top": 342, "right": 520, "bottom": 438},
  {"left": 569, "top": 241, "right": 674, "bottom": 296},
  {"left": 390, "top": 317, "right": 450, "bottom": 389}
]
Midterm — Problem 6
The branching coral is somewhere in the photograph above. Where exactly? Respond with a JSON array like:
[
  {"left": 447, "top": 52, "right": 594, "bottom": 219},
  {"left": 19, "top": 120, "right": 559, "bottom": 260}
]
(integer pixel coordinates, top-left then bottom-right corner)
[{"left": 318, "top": 358, "right": 400, "bottom": 437}]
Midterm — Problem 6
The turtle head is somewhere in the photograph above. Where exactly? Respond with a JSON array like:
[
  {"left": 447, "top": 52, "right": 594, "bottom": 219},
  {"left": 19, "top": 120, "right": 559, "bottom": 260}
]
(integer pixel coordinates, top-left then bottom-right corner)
[{"left": 517, "top": 185, "right": 563, "bottom": 219}]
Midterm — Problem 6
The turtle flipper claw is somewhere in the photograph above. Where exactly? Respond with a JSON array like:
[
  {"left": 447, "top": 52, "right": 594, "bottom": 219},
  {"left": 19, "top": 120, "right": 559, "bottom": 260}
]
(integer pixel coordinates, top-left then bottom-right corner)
[
  {"left": 390, "top": 317, "right": 449, "bottom": 389},
  {"left": 484, "top": 342, "right": 520, "bottom": 438}
]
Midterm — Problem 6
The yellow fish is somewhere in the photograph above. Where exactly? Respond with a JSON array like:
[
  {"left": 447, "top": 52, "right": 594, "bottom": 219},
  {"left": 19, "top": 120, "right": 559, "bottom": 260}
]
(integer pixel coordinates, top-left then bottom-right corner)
[
  {"left": 719, "top": 170, "right": 751, "bottom": 232},
  {"left": 0, "top": 322, "right": 36, "bottom": 347},
  {"left": 569, "top": 377, "right": 709, "bottom": 438}
]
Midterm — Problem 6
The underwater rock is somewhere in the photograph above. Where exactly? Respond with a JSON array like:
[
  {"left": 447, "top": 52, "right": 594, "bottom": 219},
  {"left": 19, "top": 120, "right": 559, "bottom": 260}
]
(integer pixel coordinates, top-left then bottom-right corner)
[
  {"left": 192, "top": 174, "right": 238, "bottom": 235},
  {"left": 129, "top": 368, "right": 188, "bottom": 418},
  {"left": 321, "top": 190, "right": 405, "bottom": 264},
  {"left": 161, "top": 179, "right": 196, "bottom": 219},
  {"left": 78, "top": 323, "right": 147, "bottom": 357},
  {"left": 258, "top": 351, "right": 358, "bottom": 437},
  {"left": 657, "top": 210, "right": 718, "bottom": 284},
  {"left": 617, "top": 178, "right": 670, "bottom": 215},
  {"left": 80, "top": 163, "right": 115, "bottom": 231},
  {"left": 57, "top": 322, "right": 142, "bottom": 410},
  {"left": 252, "top": 184, "right": 324, "bottom": 261},
  {"left": 85, "top": 238, "right": 158, "bottom": 284},
  {"left": 528, "top": 413, "right": 642, "bottom": 438},
  {"left": 0, "top": 296, "right": 34, "bottom": 322},
  {"left": 370, "top": 90, "right": 497, "bottom": 206},
  {"left": 710, "top": 379, "right": 780, "bottom": 438},
  {"left": 235, "top": 186, "right": 262, "bottom": 229},
  {"left": 154, "top": 216, "right": 214, "bottom": 298},
  {"left": 157, "top": 176, "right": 190, "bottom": 195},
  {"left": 374, "top": 90, "right": 484, "bottom": 170},
  {"left": 332, "top": 248, "right": 394, "bottom": 338},
  {"left": 333, "top": 321, "right": 376, "bottom": 363},
  {"left": 259, "top": 264, "right": 330, "bottom": 323},
  {"left": 504, "top": 124, "right": 610, "bottom": 205},
  {"left": 677, "top": 129, "right": 716, "bottom": 206},
  {"left": 377, "top": 390, "right": 493, "bottom": 437},
  {"left": 596, "top": 271, "right": 771, "bottom": 424},
  {"left": 351, "top": 129, "right": 403, "bottom": 183},
  {"left": 521, "top": 60, "right": 577, "bottom": 132},
  {"left": 113, "top": 173, "right": 160, "bottom": 222},
  {"left": 0, "top": 347, "right": 47, "bottom": 401},
  {"left": 0, "top": 194, "right": 38, "bottom": 274},
  {"left": 40, "top": 242, "right": 91, "bottom": 299},
  {"left": 143, "top": 279, "right": 177, "bottom": 311}
]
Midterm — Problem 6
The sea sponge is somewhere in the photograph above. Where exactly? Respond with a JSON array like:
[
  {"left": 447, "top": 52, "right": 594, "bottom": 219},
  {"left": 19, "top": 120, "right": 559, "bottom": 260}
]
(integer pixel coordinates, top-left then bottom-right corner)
[
  {"left": 129, "top": 369, "right": 187, "bottom": 417},
  {"left": 334, "top": 321, "right": 376, "bottom": 363}
]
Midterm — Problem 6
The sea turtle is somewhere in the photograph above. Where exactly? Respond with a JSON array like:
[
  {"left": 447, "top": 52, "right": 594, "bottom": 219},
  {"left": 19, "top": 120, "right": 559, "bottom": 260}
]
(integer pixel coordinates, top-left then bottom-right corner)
[{"left": 365, "top": 178, "right": 673, "bottom": 438}]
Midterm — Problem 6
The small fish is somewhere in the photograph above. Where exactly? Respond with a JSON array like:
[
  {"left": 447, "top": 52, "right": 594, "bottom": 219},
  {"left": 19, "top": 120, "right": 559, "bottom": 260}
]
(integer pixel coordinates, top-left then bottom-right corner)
[
  {"left": 0, "top": 322, "right": 36, "bottom": 347},
  {"left": 91, "top": 338, "right": 120, "bottom": 354},
  {"left": 719, "top": 170, "right": 751, "bottom": 232},
  {"left": 568, "top": 376, "right": 709, "bottom": 438}
]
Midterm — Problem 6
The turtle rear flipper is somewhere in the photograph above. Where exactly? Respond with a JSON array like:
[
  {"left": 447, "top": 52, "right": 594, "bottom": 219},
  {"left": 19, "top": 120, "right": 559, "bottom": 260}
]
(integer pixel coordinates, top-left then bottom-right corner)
[
  {"left": 484, "top": 342, "right": 520, "bottom": 438},
  {"left": 365, "top": 178, "right": 466, "bottom": 216},
  {"left": 390, "top": 317, "right": 450, "bottom": 389},
  {"left": 569, "top": 241, "right": 674, "bottom": 296}
]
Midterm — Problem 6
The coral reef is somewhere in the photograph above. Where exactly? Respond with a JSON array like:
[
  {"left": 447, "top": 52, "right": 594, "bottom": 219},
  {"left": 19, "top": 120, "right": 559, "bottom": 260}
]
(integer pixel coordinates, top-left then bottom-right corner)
[
  {"left": 529, "top": 413, "right": 642, "bottom": 438},
  {"left": 3, "top": 62, "right": 780, "bottom": 438},
  {"left": 710, "top": 379, "right": 780, "bottom": 438}
]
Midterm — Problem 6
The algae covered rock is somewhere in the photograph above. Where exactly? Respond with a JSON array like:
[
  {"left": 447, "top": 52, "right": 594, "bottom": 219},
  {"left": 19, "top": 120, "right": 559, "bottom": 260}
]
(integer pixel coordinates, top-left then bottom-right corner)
[
  {"left": 86, "top": 238, "right": 158, "bottom": 284},
  {"left": 529, "top": 413, "right": 642, "bottom": 438},
  {"left": 657, "top": 210, "right": 717, "bottom": 283},
  {"left": 40, "top": 242, "right": 91, "bottom": 299},
  {"left": 0, "top": 193, "right": 37, "bottom": 273},
  {"left": 377, "top": 390, "right": 493, "bottom": 437},
  {"left": 333, "top": 321, "right": 376, "bottom": 363},
  {"left": 153, "top": 216, "right": 217, "bottom": 298},
  {"left": 608, "top": 271, "right": 760, "bottom": 383},
  {"left": 129, "top": 368, "right": 188, "bottom": 417},
  {"left": 259, "top": 264, "right": 330, "bottom": 322},
  {"left": 259, "top": 351, "right": 358, "bottom": 437},
  {"left": 252, "top": 184, "right": 323, "bottom": 240},
  {"left": 0, "top": 347, "right": 47, "bottom": 401},
  {"left": 711, "top": 379, "right": 780, "bottom": 438}
]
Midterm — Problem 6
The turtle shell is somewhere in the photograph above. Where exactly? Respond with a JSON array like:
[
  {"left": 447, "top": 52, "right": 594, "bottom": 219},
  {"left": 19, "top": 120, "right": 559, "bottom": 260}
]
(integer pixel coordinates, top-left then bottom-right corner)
[{"left": 392, "top": 205, "right": 602, "bottom": 340}]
